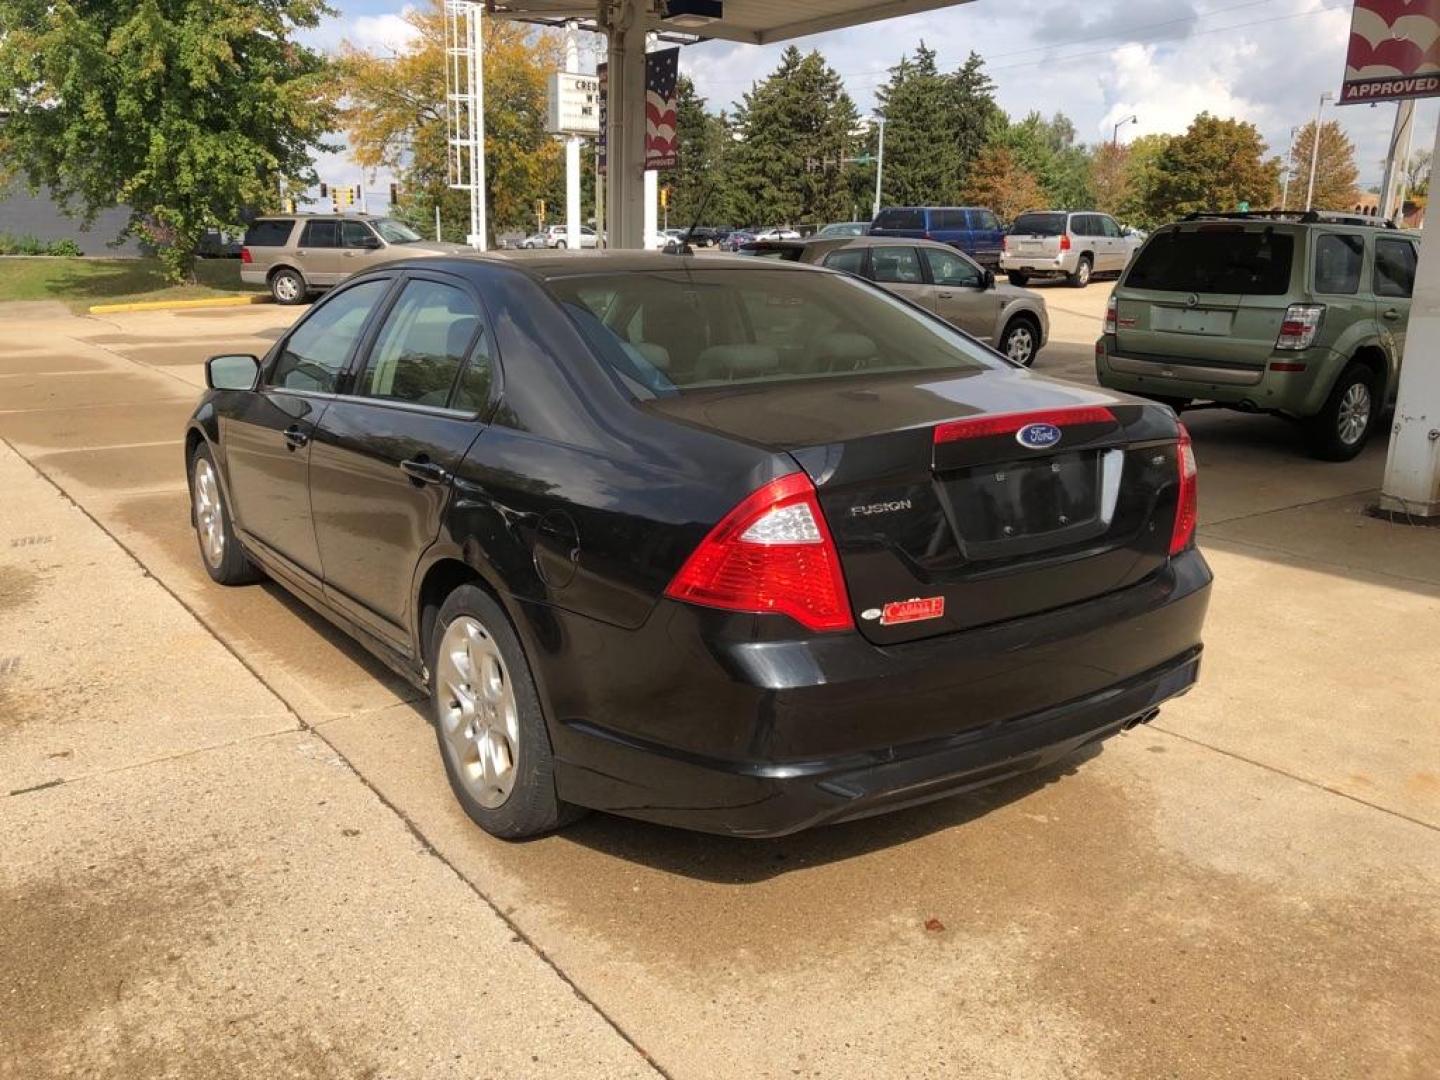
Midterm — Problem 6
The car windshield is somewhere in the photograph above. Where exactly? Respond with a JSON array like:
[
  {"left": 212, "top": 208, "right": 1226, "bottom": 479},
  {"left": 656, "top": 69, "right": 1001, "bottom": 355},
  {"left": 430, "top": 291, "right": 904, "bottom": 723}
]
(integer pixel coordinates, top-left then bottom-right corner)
[
  {"left": 872, "top": 209, "right": 925, "bottom": 230},
  {"left": 373, "top": 218, "right": 423, "bottom": 244},
  {"left": 548, "top": 268, "right": 1002, "bottom": 398},
  {"left": 1010, "top": 213, "right": 1067, "bottom": 236},
  {"left": 1126, "top": 228, "right": 1295, "bottom": 295}
]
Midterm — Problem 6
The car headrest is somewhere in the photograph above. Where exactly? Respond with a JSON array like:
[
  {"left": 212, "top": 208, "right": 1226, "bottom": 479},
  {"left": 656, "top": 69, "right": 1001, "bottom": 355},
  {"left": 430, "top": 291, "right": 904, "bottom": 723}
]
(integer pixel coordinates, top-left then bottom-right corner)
[
  {"left": 805, "top": 332, "right": 877, "bottom": 371},
  {"left": 447, "top": 317, "right": 476, "bottom": 362},
  {"left": 697, "top": 344, "right": 780, "bottom": 381},
  {"left": 631, "top": 342, "right": 672, "bottom": 371}
]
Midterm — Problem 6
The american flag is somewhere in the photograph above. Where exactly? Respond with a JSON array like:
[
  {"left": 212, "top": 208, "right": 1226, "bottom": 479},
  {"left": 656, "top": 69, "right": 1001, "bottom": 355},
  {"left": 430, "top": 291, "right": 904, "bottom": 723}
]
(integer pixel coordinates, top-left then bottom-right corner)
[{"left": 645, "top": 48, "right": 680, "bottom": 169}]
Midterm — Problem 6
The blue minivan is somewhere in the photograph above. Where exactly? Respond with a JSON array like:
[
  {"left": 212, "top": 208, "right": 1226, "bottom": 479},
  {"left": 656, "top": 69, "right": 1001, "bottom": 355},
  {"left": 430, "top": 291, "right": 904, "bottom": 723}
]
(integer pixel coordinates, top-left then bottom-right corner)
[{"left": 869, "top": 207, "right": 1006, "bottom": 267}]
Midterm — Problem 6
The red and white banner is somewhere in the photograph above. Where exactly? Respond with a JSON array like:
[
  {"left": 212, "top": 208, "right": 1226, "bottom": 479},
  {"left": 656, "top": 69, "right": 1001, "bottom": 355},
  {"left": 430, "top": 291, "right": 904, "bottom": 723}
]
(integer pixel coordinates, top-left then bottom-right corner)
[
  {"left": 645, "top": 48, "right": 680, "bottom": 170},
  {"left": 1341, "top": 0, "right": 1440, "bottom": 103}
]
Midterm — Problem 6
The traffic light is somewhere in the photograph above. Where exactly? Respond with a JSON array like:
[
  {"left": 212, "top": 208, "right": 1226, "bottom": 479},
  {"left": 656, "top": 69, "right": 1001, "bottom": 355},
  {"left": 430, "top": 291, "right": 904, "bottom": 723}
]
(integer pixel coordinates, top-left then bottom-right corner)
[
  {"left": 389, "top": 182, "right": 399, "bottom": 205},
  {"left": 319, "top": 182, "right": 329, "bottom": 198},
  {"left": 661, "top": 186, "right": 669, "bottom": 210}
]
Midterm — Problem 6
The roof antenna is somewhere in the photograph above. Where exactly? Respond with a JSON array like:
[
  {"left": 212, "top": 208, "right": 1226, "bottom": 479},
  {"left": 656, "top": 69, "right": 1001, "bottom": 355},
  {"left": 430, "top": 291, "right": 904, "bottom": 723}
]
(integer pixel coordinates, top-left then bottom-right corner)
[{"left": 668, "top": 182, "right": 715, "bottom": 256}]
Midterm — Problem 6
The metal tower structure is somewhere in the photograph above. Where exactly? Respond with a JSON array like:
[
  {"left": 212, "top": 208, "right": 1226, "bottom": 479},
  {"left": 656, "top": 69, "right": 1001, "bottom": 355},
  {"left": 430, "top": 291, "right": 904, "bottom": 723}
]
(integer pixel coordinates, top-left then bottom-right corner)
[{"left": 445, "top": 0, "right": 486, "bottom": 249}]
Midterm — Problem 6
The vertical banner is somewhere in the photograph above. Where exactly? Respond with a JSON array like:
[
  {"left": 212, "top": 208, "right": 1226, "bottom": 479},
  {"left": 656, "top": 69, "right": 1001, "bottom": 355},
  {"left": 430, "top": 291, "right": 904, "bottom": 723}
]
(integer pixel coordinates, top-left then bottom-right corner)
[
  {"left": 597, "top": 62, "right": 608, "bottom": 176},
  {"left": 1340, "top": 0, "right": 1440, "bottom": 104},
  {"left": 645, "top": 48, "right": 680, "bottom": 170}
]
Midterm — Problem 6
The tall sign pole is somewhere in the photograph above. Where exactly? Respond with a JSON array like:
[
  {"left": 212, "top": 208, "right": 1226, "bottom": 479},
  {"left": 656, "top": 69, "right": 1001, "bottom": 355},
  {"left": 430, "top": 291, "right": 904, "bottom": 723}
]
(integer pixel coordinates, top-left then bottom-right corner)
[
  {"left": 445, "top": 1, "right": 487, "bottom": 249},
  {"left": 565, "top": 23, "right": 582, "bottom": 250},
  {"left": 872, "top": 116, "right": 886, "bottom": 219}
]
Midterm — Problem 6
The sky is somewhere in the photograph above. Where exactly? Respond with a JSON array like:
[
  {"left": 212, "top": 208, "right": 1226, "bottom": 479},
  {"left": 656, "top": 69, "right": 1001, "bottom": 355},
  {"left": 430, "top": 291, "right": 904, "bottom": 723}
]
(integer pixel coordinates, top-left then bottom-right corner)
[{"left": 305, "top": 0, "right": 1438, "bottom": 209}]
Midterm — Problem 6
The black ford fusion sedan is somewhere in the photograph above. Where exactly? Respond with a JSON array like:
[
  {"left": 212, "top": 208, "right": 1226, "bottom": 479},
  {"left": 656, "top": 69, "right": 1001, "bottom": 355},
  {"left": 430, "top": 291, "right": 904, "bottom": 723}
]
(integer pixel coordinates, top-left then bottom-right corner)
[{"left": 186, "top": 252, "right": 1210, "bottom": 839}]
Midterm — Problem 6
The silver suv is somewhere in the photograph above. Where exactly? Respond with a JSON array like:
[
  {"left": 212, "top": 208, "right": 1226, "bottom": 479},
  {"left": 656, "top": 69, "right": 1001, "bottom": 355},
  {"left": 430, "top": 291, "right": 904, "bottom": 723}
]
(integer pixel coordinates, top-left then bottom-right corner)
[
  {"left": 240, "top": 215, "right": 467, "bottom": 304},
  {"left": 1001, "top": 210, "right": 1141, "bottom": 288}
]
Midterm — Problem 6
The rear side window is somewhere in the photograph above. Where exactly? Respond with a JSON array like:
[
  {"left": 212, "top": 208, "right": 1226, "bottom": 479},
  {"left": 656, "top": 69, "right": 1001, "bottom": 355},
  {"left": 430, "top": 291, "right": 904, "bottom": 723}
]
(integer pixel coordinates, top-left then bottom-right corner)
[
  {"left": 1010, "top": 212, "right": 1066, "bottom": 237},
  {"left": 871, "top": 246, "right": 924, "bottom": 284},
  {"left": 270, "top": 280, "right": 389, "bottom": 393},
  {"left": 1373, "top": 238, "right": 1417, "bottom": 298},
  {"left": 355, "top": 279, "right": 481, "bottom": 407},
  {"left": 243, "top": 219, "right": 294, "bottom": 247},
  {"left": 823, "top": 248, "right": 867, "bottom": 275},
  {"left": 300, "top": 220, "right": 341, "bottom": 248},
  {"left": 1126, "top": 229, "right": 1295, "bottom": 295},
  {"left": 932, "top": 209, "right": 966, "bottom": 231},
  {"left": 872, "top": 209, "right": 925, "bottom": 231},
  {"left": 1314, "top": 234, "right": 1364, "bottom": 295}
]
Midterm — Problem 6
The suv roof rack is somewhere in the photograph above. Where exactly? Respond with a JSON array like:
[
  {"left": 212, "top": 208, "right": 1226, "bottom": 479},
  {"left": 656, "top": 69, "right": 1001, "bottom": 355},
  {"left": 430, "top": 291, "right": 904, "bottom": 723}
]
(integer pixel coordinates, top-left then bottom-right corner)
[{"left": 1180, "top": 209, "right": 1397, "bottom": 229}]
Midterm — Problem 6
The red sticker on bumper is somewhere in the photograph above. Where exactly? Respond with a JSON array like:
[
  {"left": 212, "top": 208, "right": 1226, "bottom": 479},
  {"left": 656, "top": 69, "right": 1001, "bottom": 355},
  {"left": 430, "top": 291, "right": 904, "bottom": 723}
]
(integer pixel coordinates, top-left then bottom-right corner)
[{"left": 880, "top": 597, "right": 945, "bottom": 626}]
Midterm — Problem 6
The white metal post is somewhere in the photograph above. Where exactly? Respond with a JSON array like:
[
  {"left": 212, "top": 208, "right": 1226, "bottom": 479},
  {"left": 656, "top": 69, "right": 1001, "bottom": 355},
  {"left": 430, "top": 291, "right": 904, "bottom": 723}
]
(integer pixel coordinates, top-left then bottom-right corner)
[
  {"left": 467, "top": 5, "right": 486, "bottom": 249},
  {"left": 604, "top": 0, "right": 646, "bottom": 249},
  {"left": 643, "top": 32, "right": 658, "bottom": 247},
  {"left": 565, "top": 23, "right": 582, "bottom": 251},
  {"left": 1379, "top": 100, "right": 1415, "bottom": 221},
  {"left": 1380, "top": 115, "right": 1440, "bottom": 519},
  {"left": 872, "top": 116, "right": 886, "bottom": 219},
  {"left": 1305, "top": 91, "right": 1332, "bottom": 212},
  {"left": 445, "top": 1, "right": 486, "bottom": 250},
  {"left": 1281, "top": 127, "right": 1297, "bottom": 211}
]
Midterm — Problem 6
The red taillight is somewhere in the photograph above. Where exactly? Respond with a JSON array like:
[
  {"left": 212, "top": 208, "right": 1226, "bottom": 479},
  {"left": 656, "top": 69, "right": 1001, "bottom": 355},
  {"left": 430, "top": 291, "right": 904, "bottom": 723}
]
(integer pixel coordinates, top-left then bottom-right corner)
[
  {"left": 1276, "top": 303, "right": 1324, "bottom": 350},
  {"left": 1001, "top": 235, "right": 1009, "bottom": 252},
  {"left": 1059, "top": 233, "right": 1071, "bottom": 251},
  {"left": 240, "top": 246, "right": 253, "bottom": 264},
  {"left": 934, "top": 406, "right": 1116, "bottom": 444},
  {"left": 1170, "top": 424, "right": 1198, "bottom": 556},
  {"left": 1104, "top": 295, "right": 1118, "bottom": 335},
  {"left": 664, "top": 472, "right": 853, "bottom": 633}
]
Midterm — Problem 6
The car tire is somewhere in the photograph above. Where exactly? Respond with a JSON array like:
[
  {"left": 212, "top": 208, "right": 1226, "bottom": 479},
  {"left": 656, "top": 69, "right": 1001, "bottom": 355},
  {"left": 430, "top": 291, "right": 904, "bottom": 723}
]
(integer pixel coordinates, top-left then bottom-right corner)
[
  {"left": 1000, "top": 316, "right": 1041, "bottom": 367},
  {"left": 269, "top": 267, "right": 307, "bottom": 305},
  {"left": 555, "top": 239, "right": 567, "bottom": 249},
  {"left": 1068, "top": 257, "right": 1092, "bottom": 289},
  {"left": 1304, "top": 362, "right": 1378, "bottom": 461},
  {"left": 1007, "top": 272, "right": 1030, "bottom": 287},
  {"left": 429, "top": 584, "right": 583, "bottom": 839},
  {"left": 189, "top": 443, "right": 263, "bottom": 586}
]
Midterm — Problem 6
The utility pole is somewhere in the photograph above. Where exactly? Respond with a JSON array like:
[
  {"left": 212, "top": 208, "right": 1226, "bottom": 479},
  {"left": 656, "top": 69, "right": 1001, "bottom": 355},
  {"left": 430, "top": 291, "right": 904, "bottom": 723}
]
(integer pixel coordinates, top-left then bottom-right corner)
[
  {"left": 1111, "top": 114, "right": 1137, "bottom": 146},
  {"left": 1281, "top": 126, "right": 1298, "bottom": 211},
  {"left": 871, "top": 116, "right": 886, "bottom": 219},
  {"left": 1305, "top": 91, "right": 1334, "bottom": 212},
  {"left": 564, "top": 22, "right": 582, "bottom": 251},
  {"left": 1379, "top": 99, "right": 1415, "bottom": 221}
]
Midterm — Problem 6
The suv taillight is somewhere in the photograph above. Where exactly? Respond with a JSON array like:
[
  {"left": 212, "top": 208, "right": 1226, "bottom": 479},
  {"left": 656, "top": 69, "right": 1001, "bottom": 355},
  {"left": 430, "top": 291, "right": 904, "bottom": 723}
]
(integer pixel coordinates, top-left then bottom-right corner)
[
  {"left": 1104, "top": 295, "right": 1118, "bottom": 335},
  {"left": 1059, "top": 233, "right": 1071, "bottom": 251},
  {"left": 1276, "top": 304, "right": 1324, "bottom": 350},
  {"left": 664, "top": 472, "right": 853, "bottom": 632},
  {"left": 240, "top": 246, "right": 252, "bottom": 264},
  {"left": 1001, "top": 235, "right": 1009, "bottom": 253},
  {"left": 1170, "top": 424, "right": 1198, "bottom": 556}
]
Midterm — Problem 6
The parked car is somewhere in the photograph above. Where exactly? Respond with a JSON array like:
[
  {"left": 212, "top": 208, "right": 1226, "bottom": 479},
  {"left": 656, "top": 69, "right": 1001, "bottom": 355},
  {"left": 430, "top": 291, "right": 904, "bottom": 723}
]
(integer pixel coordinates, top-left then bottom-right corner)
[
  {"left": 241, "top": 215, "right": 468, "bottom": 304},
  {"left": 753, "top": 225, "right": 802, "bottom": 241},
  {"left": 720, "top": 230, "right": 757, "bottom": 252},
  {"left": 519, "top": 233, "right": 547, "bottom": 249},
  {"left": 682, "top": 225, "right": 722, "bottom": 247},
  {"left": 1096, "top": 210, "right": 1419, "bottom": 460},
  {"left": 807, "top": 237, "right": 1049, "bottom": 365},
  {"left": 1001, "top": 210, "right": 1139, "bottom": 288},
  {"left": 542, "top": 224, "right": 599, "bottom": 249},
  {"left": 815, "top": 221, "right": 872, "bottom": 239},
  {"left": 187, "top": 251, "right": 1209, "bottom": 839},
  {"left": 870, "top": 206, "right": 1006, "bottom": 267}
]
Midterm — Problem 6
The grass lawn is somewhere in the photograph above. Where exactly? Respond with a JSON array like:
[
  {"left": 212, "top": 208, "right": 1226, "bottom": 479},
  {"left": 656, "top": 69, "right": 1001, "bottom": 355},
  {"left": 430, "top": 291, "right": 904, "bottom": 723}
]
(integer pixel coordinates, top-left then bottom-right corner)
[{"left": 0, "top": 256, "right": 263, "bottom": 312}]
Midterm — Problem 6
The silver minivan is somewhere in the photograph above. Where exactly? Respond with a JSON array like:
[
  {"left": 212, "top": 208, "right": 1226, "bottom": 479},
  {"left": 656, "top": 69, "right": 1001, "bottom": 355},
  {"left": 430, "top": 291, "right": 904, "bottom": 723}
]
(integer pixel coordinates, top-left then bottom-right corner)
[{"left": 1001, "top": 210, "right": 1140, "bottom": 288}]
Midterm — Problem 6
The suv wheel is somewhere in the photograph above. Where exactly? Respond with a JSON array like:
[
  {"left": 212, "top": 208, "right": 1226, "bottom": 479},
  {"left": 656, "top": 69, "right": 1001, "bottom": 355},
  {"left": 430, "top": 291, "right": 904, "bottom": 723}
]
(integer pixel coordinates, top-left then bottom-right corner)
[
  {"left": 1000, "top": 316, "right": 1040, "bottom": 367},
  {"left": 555, "top": 239, "right": 567, "bottom": 249},
  {"left": 1068, "top": 256, "right": 1092, "bottom": 288},
  {"left": 429, "top": 585, "right": 582, "bottom": 839},
  {"left": 1006, "top": 272, "right": 1030, "bottom": 287},
  {"left": 189, "top": 444, "right": 263, "bottom": 585},
  {"left": 1305, "top": 363, "right": 1378, "bottom": 461},
  {"left": 270, "top": 267, "right": 307, "bottom": 305}
]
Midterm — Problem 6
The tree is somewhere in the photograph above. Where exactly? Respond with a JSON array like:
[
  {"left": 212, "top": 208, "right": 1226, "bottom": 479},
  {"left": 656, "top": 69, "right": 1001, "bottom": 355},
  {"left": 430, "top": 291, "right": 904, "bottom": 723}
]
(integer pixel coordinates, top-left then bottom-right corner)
[
  {"left": 0, "top": 0, "right": 335, "bottom": 281},
  {"left": 1090, "top": 142, "right": 1129, "bottom": 216},
  {"left": 962, "top": 147, "right": 1045, "bottom": 222},
  {"left": 1146, "top": 114, "right": 1280, "bottom": 222},
  {"left": 724, "top": 46, "right": 857, "bottom": 226},
  {"left": 991, "top": 111, "right": 1093, "bottom": 209},
  {"left": 1287, "top": 120, "right": 1359, "bottom": 210},
  {"left": 340, "top": 2, "right": 565, "bottom": 240},
  {"left": 1114, "top": 133, "right": 1172, "bottom": 229},
  {"left": 659, "top": 77, "right": 729, "bottom": 227}
]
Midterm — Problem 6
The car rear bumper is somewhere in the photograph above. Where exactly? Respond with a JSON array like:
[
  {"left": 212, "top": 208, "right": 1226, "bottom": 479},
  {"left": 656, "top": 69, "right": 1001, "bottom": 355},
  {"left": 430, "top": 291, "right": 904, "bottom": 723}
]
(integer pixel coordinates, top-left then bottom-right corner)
[
  {"left": 539, "top": 549, "right": 1212, "bottom": 837},
  {"left": 1095, "top": 335, "right": 1330, "bottom": 413},
  {"left": 1001, "top": 252, "right": 1077, "bottom": 275}
]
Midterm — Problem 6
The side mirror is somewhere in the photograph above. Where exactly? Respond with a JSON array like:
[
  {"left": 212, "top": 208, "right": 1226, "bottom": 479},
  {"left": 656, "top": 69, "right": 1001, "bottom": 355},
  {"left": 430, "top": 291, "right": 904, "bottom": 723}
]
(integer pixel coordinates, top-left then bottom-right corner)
[
  {"left": 982, "top": 268, "right": 996, "bottom": 290},
  {"left": 206, "top": 353, "right": 259, "bottom": 391},
  {"left": 361, "top": 235, "right": 383, "bottom": 249}
]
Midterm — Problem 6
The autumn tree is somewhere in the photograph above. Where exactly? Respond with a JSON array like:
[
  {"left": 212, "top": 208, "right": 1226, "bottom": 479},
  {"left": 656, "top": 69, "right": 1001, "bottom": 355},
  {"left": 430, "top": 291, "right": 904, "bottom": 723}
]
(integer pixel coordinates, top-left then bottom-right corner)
[
  {"left": 339, "top": 2, "right": 565, "bottom": 240},
  {"left": 1114, "top": 134, "right": 1172, "bottom": 229},
  {"left": 962, "top": 146, "right": 1045, "bottom": 222},
  {"left": 991, "top": 111, "right": 1093, "bottom": 209},
  {"left": 0, "top": 0, "right": 334, "bottom": 281},
  {"left": 1091, "top": 142, "right": 1129, "bottom": 216},
  {"left": 1146, "top": 114, "right": 1280, "bottom": 222},
  {"left": 1287, "top": 120, "right": 1360, "bottom": 210}
]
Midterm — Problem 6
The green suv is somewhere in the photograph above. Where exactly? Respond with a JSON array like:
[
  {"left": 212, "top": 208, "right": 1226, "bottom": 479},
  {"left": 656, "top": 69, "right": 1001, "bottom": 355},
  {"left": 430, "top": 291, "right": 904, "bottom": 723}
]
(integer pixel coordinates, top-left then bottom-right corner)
[{"left": 1096, "top": 211, "right": 1418, "bottom": 459}]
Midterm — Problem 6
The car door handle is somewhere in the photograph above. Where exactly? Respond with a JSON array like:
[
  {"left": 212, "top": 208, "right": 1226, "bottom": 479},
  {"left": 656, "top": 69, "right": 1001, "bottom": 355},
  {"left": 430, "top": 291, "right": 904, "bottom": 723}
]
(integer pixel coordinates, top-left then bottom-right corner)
[
  {"left": 400, "top": 458, "right": 450, "bottom": 486},
  {"left": 937, "top": 291, "right": 954, "bottom": 299},
  {"left": 283, "top": 425, "right": 310, "bottom": 450},
  {"left": 1383, "top": 308, "right": 1402, "bottom": 320}
]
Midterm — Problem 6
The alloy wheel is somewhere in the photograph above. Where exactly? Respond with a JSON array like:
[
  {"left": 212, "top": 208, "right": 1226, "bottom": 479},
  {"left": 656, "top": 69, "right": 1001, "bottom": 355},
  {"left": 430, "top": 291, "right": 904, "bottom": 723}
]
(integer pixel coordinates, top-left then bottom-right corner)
[
  {"left": 192, "top": 458, "right": 225, "bottom": 568},
  {"left": 1336, "top": 382, "right": 1372, "bottom": 446},
  {"left": 1006, "top": 326, "right": 1035, "bottom": 366},
  {"left": 436, "top": 616, "right": 520, "bottom": 809},
  {"left": 273, "top": 273, "right": 299, "bottom": 303}
]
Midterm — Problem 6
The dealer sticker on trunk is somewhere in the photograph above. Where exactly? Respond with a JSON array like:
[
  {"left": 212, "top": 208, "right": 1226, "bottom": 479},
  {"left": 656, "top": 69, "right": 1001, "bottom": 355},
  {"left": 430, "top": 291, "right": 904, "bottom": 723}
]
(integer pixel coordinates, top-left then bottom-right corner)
[{"left": 874, "top": 596, "right": 946, "bottom": 626}]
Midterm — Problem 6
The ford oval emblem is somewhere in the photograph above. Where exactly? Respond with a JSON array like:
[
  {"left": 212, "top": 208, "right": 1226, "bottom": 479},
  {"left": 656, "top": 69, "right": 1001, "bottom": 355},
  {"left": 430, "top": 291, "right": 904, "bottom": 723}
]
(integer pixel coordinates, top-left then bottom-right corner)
[{"left": 1016, "top": 422, "right": 1062, "bottom": 450}]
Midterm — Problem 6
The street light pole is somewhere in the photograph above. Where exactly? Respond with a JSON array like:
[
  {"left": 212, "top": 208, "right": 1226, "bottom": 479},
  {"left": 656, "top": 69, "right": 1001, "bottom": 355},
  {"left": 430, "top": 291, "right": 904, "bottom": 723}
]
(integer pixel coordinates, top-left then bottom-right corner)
[
  {"left": 1305, "top": 91, "right": 1334, "bottom": 212},
  {"left": 1111, "top": 114, "right": 1137, "bottom": 146},
  {"left": 1281, "top": 126, "right": 1298, "bottom": 211},
  {"left": 872, "top": 116, "right": 886, "bottom": 219}
]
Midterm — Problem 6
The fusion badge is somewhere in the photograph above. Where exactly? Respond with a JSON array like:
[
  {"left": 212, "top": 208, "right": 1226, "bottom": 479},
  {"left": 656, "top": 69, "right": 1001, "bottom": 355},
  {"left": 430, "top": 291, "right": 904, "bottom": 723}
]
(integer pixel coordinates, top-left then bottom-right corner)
[{"left": 878, "top": 596, "right": 945, "bottom": 626}]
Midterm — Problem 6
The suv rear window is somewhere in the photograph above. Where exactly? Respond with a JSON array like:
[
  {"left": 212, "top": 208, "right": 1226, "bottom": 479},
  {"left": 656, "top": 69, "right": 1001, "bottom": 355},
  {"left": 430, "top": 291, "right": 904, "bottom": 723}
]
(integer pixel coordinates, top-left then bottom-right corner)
[
  {"left": 1126, "top": 229, "right": 1294, "bottom": 295},
  {"left": 872, "top": 209, "right": 925, "bottom": 231},
  {"left": 1010, "top": 213, "right": 1066, "bottom": 237},
  {"left": 243, "top": 219, "right": 295, "bottom": 247}
]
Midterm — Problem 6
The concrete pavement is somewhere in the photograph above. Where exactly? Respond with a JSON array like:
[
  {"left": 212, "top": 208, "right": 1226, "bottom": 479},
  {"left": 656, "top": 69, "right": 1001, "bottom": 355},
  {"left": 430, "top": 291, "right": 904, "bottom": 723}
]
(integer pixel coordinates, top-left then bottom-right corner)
[{"left": 2, "top": 285, "right": 1438, "bottom": 1079}]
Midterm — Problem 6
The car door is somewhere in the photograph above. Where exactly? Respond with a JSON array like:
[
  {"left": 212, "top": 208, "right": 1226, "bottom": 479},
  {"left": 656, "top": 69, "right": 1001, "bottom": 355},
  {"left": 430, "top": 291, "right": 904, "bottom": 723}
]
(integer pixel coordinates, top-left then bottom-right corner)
[
  {"left": 222, "top": 277, "right": 394, "bottom": 585},
  {"left": 868, "top": 245, "right": 937, "bottom": 312},
  {"left": 967, "top": 208, "right": 1004, "bottom": 267},
  {"left": 295, "top": 219, "right": 346, "bottom": 284},
  {"left": 1373, "top": 235, "right": 1418, "bottom": 393},
  {"left": 921, "top": 245, "right": 997, "bottom": 341},
  {"left": 308, "top": 271, "right": 493, "bottom": 648},
  {"left": 339, "top": 219, "right": 389, "bottom": 278}
]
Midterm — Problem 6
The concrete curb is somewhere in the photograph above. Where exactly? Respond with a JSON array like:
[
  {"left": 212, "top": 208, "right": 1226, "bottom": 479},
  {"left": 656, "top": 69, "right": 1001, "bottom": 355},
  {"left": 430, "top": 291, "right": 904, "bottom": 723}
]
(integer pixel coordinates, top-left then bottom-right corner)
[{"left": 88, "top": 294, "right": 270, "bottom": 315}]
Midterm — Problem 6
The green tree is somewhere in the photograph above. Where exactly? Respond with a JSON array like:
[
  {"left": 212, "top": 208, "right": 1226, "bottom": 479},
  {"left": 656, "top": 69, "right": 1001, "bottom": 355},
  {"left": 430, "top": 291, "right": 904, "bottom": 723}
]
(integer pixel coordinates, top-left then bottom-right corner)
[
  {"left": 725, "top": 46, "right": 857, "bottom": 226},
  {"left": 1146, "top": 113, "right": 1280, "bottom": 222},
  {"left": 1287, "top": 120, "right": 1360, "bottom": 210},
  {"left": 1090, "top": 142, "right": 1129, "bottom": 216},
  {"left": 659, "top": 77, "right": 729, "bottom": 227},
  {"left": 991, "top": 112, "right": 1093, "bottom": 208},
  {"left": 0, "top": 0, "right": 335, "bottom": 281},
  {"left": 1114, "top": 133, "right": 1172, "bottom": 229}
]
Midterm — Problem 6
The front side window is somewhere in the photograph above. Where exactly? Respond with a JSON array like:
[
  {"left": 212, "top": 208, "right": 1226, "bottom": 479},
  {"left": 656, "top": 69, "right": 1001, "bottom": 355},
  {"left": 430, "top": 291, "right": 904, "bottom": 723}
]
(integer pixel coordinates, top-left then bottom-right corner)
[
  {"left": 923, "top": 246, "right": 983, "bottom": 288},
  {"left": 342, "top": 221, "right": 378, "bottom": 248},
  {"left": 300, "top": 220, "right": 341, "bottom": 248},
  {"left": 871, "top": 246, "right": 924, "bottom": 284},
  {"left": 1099, "top": 216, "right": 1122, "bottom": 238},
  {"left": 355, "top": 279, "right": 482, "bottom": 407},
  {"left": 1314, "top": 233, "right": 1364, "bottom": 295},
  {"left": 1374, "top": 238, "right": 1417, "bottom": 298},
  {"left": 270, "top": 280, "right": 389, "bottom": 392}
]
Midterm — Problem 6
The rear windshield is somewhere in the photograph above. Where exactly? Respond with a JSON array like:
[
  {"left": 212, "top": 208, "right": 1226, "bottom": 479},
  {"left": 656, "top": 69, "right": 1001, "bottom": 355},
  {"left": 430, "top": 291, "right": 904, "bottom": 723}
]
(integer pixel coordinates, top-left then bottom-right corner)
[
  {"left": 548, "top": 268, "right": 1001, "bottom": 397},
  {"left": 1010, "top": 212, "right": 1066, "bottom": 237},
  {"left": 872, "top": 209, "right": 925, "bottom": 231},
  {"left": 1126, "top": 228, "right": 1294, "bottom": 295},
  {"left": 243, "top": 219, "right": 295, "bottom": 247}
]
